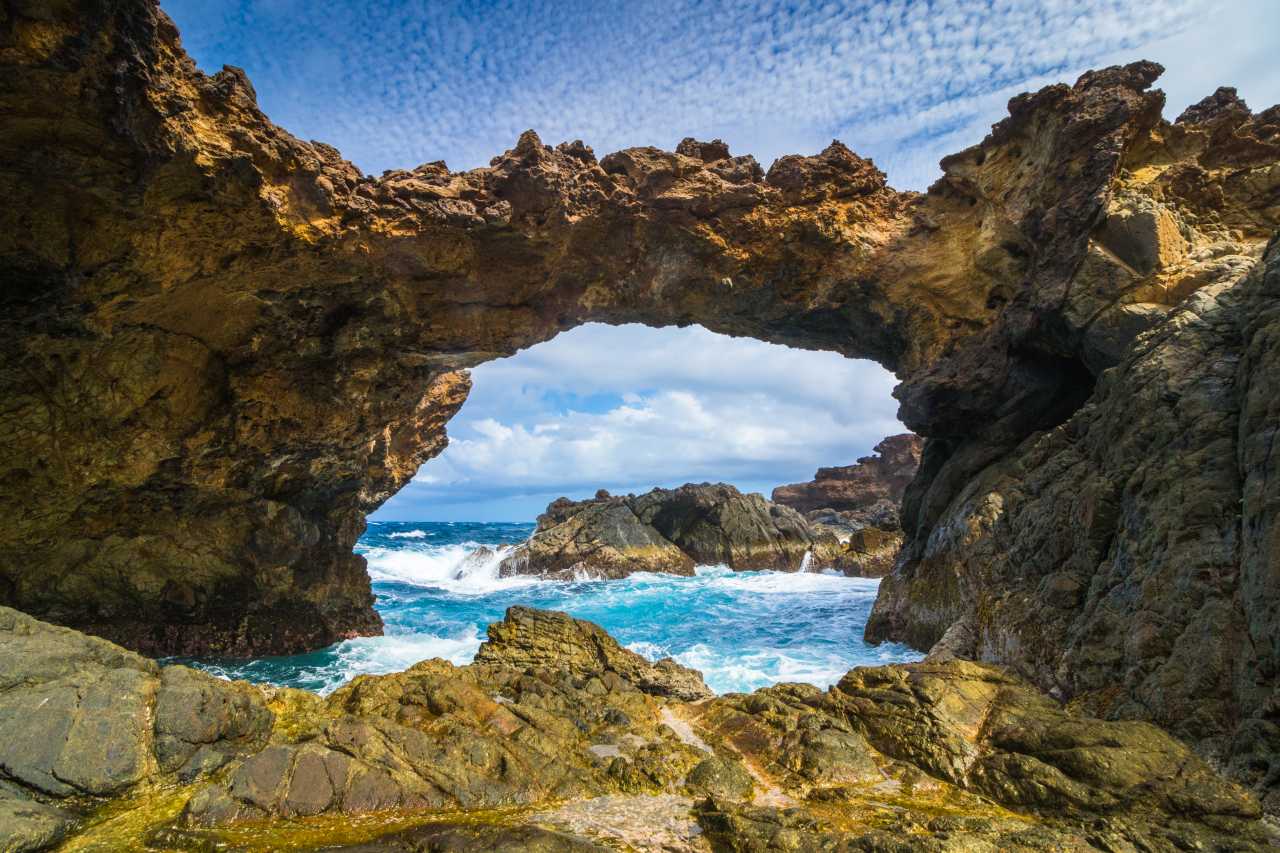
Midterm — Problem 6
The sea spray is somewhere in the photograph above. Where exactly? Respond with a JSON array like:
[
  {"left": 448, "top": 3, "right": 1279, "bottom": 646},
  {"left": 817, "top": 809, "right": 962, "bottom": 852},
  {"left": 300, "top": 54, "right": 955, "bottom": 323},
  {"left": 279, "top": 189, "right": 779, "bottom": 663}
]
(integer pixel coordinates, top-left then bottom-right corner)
[{"left": 181, "top": 521, "right": 921, "bottom": 695}]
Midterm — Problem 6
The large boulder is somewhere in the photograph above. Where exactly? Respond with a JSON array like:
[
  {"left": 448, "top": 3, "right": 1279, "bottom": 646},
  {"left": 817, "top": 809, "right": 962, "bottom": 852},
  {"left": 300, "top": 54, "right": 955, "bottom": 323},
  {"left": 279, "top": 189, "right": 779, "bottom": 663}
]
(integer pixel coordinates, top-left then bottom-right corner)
[
  {"left": 630, "top": 484, "right": 816, "bottom": 570},
  {"left": 475, "top": 606, "right": 712, "bottom": 701},
  {"left": 498, "top": 494, "right": 695, "bottom": 579},
  {"left": 498, "top": 484, "right": 827, "bottom": 578},
  {"left": 0, "top": 606, "right": 272, "bottom": 851}
]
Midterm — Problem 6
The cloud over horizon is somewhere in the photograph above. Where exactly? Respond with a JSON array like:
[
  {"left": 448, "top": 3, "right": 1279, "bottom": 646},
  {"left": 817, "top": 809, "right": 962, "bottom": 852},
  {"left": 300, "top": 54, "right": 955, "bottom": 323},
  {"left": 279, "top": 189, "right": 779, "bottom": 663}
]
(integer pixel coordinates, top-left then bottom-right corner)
[{"left": 387, "top": 325, "right": 902, "bottom": 520}]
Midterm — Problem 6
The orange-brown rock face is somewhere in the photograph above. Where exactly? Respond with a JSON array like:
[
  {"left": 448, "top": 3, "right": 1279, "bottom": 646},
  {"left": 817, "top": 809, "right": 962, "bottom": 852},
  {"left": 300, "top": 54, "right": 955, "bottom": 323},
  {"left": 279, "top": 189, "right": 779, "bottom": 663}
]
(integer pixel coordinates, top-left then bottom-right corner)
[
  {"left": 772, "top": 433, "right": 922, "bottom": 516},
  {"left": 2, "top": 0, "right": 1279, "bottom": 803},
  {"left": 773, "top": 434, "right": 923, "bottom": 577}
]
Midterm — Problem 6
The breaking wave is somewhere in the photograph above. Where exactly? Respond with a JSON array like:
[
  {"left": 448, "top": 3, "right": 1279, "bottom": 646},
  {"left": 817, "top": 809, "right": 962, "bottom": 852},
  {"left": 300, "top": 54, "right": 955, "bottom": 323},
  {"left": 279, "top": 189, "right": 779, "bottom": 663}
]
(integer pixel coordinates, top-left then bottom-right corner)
[{"left": 181, "top": 521, "right": 920, "bottom": 695}]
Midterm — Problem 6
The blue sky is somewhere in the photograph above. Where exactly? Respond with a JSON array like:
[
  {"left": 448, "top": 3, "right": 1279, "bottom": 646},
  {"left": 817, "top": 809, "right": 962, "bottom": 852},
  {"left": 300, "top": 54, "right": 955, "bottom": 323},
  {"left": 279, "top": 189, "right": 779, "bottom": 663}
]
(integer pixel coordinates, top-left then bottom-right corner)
[{"left": 163, "top": 0, "right": 1280, "bottom": 520}]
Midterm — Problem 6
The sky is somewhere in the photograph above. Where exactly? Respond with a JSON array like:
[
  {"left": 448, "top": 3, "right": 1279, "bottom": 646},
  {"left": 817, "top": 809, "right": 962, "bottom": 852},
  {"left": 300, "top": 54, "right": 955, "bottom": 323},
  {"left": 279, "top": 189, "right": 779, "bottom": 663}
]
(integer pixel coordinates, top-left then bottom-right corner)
[{"left": 162, "top": 0, "right": 1280, "bottom": 520}]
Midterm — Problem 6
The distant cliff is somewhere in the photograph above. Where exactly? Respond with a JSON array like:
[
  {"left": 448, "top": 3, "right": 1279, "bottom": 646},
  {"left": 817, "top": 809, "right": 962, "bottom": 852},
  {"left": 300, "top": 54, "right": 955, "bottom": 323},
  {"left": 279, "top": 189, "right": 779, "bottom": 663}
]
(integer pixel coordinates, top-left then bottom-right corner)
[
  {"left": 772, "top": 433, "right": 922, "bottom": 517},
  {"left": 771, "top": 434, "right": 922, "bottom": 576}
]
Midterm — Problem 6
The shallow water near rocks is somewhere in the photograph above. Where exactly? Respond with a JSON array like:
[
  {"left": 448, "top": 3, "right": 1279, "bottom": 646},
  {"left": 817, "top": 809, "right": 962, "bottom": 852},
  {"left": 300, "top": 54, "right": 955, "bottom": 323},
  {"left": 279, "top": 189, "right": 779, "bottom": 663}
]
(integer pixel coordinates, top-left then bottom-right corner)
[{"left": 183, "top": 521, "right": 921, "bottom": 694}]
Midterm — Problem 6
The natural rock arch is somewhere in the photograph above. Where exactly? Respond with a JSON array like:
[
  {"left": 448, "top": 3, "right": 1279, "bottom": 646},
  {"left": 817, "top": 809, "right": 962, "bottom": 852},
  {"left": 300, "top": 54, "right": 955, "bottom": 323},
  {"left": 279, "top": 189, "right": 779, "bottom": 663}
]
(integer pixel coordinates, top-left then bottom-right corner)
[{"left": 3, "top": 0, "right": 1279, "bottom": 791}]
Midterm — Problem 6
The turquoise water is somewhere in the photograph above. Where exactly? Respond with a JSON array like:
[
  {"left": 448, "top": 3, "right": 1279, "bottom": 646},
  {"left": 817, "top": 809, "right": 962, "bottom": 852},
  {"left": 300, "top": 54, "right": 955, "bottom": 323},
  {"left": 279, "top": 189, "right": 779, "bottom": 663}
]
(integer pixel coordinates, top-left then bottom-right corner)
[{"left": 185, "top": 521, "right": 921, "bottom": 695}]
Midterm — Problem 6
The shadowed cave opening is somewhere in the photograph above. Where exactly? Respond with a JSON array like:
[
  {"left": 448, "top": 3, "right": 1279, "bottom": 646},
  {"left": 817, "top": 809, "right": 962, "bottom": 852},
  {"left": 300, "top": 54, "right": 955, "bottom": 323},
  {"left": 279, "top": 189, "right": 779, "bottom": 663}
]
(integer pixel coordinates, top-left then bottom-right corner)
[{"left": 182, "top": 324, "right": 926, "bottom": 694}]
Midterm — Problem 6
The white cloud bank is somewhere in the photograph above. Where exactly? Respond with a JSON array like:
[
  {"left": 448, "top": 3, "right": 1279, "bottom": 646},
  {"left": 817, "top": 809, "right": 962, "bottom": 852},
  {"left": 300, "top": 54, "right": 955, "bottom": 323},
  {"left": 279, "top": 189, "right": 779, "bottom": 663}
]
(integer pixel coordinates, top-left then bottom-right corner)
[{"left": 378, "top": 325, "right": 902, "bottom": 520}]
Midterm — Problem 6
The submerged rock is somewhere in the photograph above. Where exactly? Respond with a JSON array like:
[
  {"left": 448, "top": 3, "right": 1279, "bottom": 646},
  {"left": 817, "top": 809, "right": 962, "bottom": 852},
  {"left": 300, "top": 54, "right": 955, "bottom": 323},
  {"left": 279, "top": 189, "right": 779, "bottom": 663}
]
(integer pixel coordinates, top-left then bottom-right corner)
[{"left": 499, "top": 483, "right": 826, "bottom": 578}]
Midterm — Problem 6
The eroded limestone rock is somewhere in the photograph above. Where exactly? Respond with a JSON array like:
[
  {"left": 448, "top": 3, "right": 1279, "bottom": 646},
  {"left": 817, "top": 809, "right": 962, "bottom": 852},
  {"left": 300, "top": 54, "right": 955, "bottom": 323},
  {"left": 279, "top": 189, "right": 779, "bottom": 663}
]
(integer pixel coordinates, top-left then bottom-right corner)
[{"left": 1, "top": 0, "right": 1279, "bottom": 811}]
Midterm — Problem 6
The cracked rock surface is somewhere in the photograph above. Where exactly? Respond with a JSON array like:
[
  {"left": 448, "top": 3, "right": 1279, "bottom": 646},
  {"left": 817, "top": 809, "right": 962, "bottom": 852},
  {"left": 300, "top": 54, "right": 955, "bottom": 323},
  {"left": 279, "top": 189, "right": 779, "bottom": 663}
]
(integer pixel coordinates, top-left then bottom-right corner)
[{"left": 1, "top": 0, "right": 1279, "bottom": 814}]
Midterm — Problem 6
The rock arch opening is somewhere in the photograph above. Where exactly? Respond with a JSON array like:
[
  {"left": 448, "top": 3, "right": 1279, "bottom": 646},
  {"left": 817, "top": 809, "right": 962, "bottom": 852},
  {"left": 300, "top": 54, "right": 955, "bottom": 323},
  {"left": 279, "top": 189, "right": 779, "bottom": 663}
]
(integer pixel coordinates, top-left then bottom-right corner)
[
  {"left": 376, "top": 322, "right": 904, "bottom": 524},
  {"left": 6, "top": 4, "right": 1280, "bottom": 786}
]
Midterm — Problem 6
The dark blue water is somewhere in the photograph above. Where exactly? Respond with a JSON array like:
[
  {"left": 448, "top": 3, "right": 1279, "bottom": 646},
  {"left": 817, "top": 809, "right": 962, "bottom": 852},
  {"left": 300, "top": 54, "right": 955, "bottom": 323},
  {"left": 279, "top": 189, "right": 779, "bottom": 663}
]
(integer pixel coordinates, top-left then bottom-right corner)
[{"left": 186, "top": 521, "right": 920, "bottom": 694}]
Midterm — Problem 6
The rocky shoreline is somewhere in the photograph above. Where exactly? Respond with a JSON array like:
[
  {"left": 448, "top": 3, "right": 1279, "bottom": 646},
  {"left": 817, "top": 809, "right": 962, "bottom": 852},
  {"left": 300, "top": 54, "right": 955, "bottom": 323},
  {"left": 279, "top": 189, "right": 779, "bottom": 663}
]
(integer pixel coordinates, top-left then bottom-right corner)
[
  {"left": 2, "top": 604, "right": 1275, "bottom": 852},
  {"left": 497, "top": 436, "right": 924, "bottom": 581},
  {"left": 773, "top": 434, "right": 923, "bottom": 577},
  {"left": 497, "top": 483, "right": 833, "bottom": 579},
  {"left": 3, "top": 0, "right": 1280, "bottom": 839}
]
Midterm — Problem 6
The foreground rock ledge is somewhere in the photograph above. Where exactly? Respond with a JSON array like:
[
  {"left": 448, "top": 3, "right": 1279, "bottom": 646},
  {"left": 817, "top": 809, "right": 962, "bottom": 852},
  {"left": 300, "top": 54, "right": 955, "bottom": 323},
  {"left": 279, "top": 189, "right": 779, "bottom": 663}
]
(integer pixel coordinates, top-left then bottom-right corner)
[
  {"left": 2, "top": 0, "right": 1280, "bottom": 813},
  {"left": 0, "top": 604, "right": 1274, "bottom": 851}
]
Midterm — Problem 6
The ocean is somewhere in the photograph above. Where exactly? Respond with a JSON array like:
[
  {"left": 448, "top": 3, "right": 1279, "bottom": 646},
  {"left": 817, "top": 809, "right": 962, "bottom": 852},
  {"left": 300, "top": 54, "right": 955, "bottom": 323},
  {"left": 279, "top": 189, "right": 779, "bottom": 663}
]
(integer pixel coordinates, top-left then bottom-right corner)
[{"left": 184, "top": 520, "right": 921, "bottom": 695}]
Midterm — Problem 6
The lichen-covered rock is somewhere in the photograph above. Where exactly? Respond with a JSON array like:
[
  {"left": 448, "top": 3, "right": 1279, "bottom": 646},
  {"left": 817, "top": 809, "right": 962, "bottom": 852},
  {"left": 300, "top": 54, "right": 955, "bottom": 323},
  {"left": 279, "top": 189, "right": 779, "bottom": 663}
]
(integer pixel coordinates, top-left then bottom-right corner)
[
  {"left": 3, "top": 607, "right": 1277, "bottom": 851},
  {"left": 334, "top": 823, "right": 611, "bottom": 852},
  {"left": 499, "top": 484, "right": 823, "bottom": 578},
  {"left": 475, "top": 606, "right": 712, "bottom": 701},
  {"left": 692, "top": 660, "right": 1272, "bottom": 850},
  {"left": 686, "top": 755, "right": 755, "bottom": 800},
  {"left": 0, "top": 606, "right": 272, "bottom": 849},
  {"left": 0, "top": 789, "right": 73, "bottom": 853},
  {"left": 869, "top": 239, "right": 1280, "bottom": 812},
  {"left": 179, "top": 611, "right": 713, "bottom": 832}
]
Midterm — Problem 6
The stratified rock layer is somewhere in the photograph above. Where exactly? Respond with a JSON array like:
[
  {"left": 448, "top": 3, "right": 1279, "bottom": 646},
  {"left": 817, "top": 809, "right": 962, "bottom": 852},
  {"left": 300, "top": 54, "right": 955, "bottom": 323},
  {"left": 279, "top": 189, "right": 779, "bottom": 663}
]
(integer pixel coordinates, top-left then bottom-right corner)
[
  {"left": 2, "top": 606, "right": 1274, "bottom": 851},
  {"left": 773, "top": 433, "right": 923, "bottom": 576},
  {"left": 1, "top": 0, "right": 1279, "bottom": 808},
  {"left": 499, "top": 484, "right": 823, "bottom": 577},
  {"left": 772, "top": 433, "right": 922, "bottom": 516}
]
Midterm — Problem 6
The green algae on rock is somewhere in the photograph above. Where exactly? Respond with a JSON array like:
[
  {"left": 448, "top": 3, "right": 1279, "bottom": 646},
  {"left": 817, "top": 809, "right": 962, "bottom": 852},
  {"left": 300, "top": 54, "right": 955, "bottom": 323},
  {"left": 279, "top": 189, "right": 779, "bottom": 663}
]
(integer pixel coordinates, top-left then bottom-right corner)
[
  {"left": 3, "top": 605, "right": 1276, "bottom": 851},
  {"left": 2, "top": 0, "right": 1280, "bottom": 821}
]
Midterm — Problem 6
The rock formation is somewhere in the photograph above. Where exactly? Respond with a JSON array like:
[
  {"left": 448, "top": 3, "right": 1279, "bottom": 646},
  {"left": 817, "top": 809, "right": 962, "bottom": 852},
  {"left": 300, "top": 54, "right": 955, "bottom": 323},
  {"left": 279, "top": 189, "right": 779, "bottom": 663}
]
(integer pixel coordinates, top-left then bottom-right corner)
[
  {"left": 4, "top": 605, "right": 1276, "bottom": 851},
  {"left": 773, "top": 433, "right": 923, "bottom": 576},
  {"left": 2, "top": 0, "right": 1279, "bottom": 809},
  {"left": 498, "top": 484, "right": 824, "bottom": 577},
  {"left": 772, "top": 433, "right": 923, "bottom": 517}
]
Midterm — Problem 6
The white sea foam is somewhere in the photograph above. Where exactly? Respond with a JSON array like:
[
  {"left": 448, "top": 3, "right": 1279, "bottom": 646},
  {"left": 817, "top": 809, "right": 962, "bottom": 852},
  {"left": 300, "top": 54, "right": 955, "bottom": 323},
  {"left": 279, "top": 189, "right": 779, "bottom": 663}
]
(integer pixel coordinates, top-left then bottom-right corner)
[
  {"left": 704, "top": 568, "right": 875, "bottom": 595},
  {"left": 388, "top": 530, "right": 431, "bottom": 539},
  {"left": 660, "top": 642, "right": 855, "bottom": 695},
  {"left": 362, "top": 543, "right": 540, "bottom": 594}
]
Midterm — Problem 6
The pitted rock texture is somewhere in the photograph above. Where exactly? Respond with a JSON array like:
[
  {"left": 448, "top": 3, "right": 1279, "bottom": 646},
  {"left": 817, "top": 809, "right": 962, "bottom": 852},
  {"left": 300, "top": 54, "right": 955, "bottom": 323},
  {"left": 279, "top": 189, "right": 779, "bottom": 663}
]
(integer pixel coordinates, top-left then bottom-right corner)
[
  {"left": 474, "top": 606, "right": 713, "bottom": 701},
  {"left": 499, "top": 484, "right": 823, "bottom": 578},
  {"left": 869, "top": 237, "right": 1280, "bottom": 814},
  {"left": 6, "top": 608, "right": 1276, "bottom": 851},
  {"left": 1, "top": 0, "right": 1279, "bottom": 803}
]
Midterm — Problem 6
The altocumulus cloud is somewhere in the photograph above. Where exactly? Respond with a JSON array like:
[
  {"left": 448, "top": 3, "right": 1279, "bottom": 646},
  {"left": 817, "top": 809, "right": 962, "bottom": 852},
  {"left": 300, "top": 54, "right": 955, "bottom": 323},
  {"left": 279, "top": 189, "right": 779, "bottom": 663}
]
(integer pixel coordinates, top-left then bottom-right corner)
[
  {"left": 162, "top": 0, "right": 1278, "bottom": 190},
  {"left": 161, "top": 0, "right": 1279, "bottom": 520}
]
